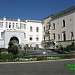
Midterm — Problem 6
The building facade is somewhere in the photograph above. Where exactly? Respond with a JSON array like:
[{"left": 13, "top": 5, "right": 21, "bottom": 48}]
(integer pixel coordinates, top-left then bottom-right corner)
[
  {"left": 0, "top": 17, "right": 43, "bottom": 48},
  {"left": 0, "top": 6, "right": 75, "bottom": 49},
  {"left": 43, "top": 6, "right": 75, "bottom": 49}
]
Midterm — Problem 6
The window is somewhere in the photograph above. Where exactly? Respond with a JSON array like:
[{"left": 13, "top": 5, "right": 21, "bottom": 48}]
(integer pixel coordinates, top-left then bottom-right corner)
[
  {"left": 44, "top": 37, "right": 45, "bottom": 41},
  {"left": 20, "top": 23, "right": 21, "bottom": 28},
  {"left": 20, "top": 23, "right": 22, "bottom": 29},
  {"left": 20, "top": 23, "right": 26, "bottom": 29},
  {"left": 70, "top": 19, "right": 72, "bottom": 21},
  {"left": 29, "top": 37, "right": 32, "bottom": 41},
  {"left": 53, "top": 23, "right": 55, "bottom": 30},
  {"left": 62, "top": 20, "right": 65, "bottom": 27},
  {"left": 24, "top": 33, "right": 26, "bottom": 39},
  {"left": 58, "top": 34, "right": 60, "bottom": 41},
  {"left": 36, "top": 27, "right": 39, "bottom": 32},
  {"left": 44, "top": 27, "right": 45, "bottom": 32},
  {"left": 71, "top": 32, "right": 74, "bottom": 40},
  {"left": 49, "top": 25, "right": 51, "bottom": 30},
  {"left": 48, "top": 36, "right": 50, "bottom": 41},
  {"left": 6, "top": 22, "right": 8, "bottom": 28},
  {"left": 53, "top": 33, "right": 55, "bottom": 40},
  {"left": 0, "top": 22, "right": 3, "bottom": 28},
  {"left": 24, "top": 24, "right": 26, "bottom": 29},
  {"left": 16, "top": 23, "right": 18, "bottom": 29},
  {"left": 30, "top": 26, "right": 32, "bottom": 32},
  {"left": 48, "top": 36, "right": 50, "bottom": 40},
  {"left": 9, "top": 22, "right": 11, "bottom": 28},
  {"left": 1, "top": 32, "right": 3, "bottom": 38},
  {"left": 62, "top": 31, "right": 66, "bottom": 41},
  {"left": 2, "top": 22, "right": 3, "bottom": 26},
  {"left": 36, "top": 37, "right": 39, "bottom": 41},
  {"left": 12, "top": 23, "right": 15, "bottom": 28}
]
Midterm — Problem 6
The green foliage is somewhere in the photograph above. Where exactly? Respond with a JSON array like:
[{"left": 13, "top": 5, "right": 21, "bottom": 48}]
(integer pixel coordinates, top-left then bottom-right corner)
[
  {"left": 8, "top": 42, "right": 19, "bottom": 55},
  {"left": 0, "top": 53, "right": 75, "bottom": 62},
  {"left": 59, "top": 45, "right": 63, "bottom": 50},
  {"left": 70, "top": 42, "right": 75, "bottom": 50},
  {"left": 41, "top": 41, "right": 50, "bottom": 49},
  {"left": 0, "top": 48, "right": 8, "bottom": 53},
  {"left": 0, "top": 54, "right": 16, "bottom": 60},
  {"left": 65, "top": 42, "right": 75, "bottom": 51},
  {"left": 8, "top": 45, "right": 18, "bottom": 55},
  {"left": 58, "top": 42, "right": 75, "bottom": 52},
  {"left": 43, "top": 42, "right": 50, "bottom": 49},
  {"left": 8, "top": 42, "right": 14, "bottom": 47}
]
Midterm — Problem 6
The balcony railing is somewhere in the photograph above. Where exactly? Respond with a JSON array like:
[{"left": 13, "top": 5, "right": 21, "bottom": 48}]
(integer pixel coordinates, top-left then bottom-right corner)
[{"left": 45, "top": 30, "right": 50, "bottom": 34}]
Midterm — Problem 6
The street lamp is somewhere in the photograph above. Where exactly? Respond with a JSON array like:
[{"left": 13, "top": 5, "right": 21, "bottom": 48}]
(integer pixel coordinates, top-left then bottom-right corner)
[{"left": 43, "top": 51, "right": 46, "bottom": 60}]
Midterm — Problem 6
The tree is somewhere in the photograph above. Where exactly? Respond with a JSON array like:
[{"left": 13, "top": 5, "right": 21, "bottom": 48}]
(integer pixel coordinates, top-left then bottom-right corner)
[
  {"left": 8, "top": 42, "right": 14, "bottom": 47},
  {"left": 8, "top": 42, "right": 19, "bottom": 55}
]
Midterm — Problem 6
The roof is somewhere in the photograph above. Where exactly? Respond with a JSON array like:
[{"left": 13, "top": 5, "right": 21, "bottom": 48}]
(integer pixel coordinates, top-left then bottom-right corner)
[
  {"left": 0, "top": 18, "right": 43, "bottom": 23},
  {"left": 44, "top": 6, "right": 75, "bottom": 20}
]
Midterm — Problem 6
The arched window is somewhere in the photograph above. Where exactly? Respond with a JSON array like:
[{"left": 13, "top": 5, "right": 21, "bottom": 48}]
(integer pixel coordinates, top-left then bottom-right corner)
[
  {"left": 6, "top": 22, "right": 8, "bottom": 28},
  {"left": 36, "top": 27, "right": 39, "bottom": 32},
  {"left": 9, "top": 22, "right": 11, "bottom": 28},
  {"left": 9, "top": 25, "right": 11, "bottom": 28},
  {"left": 44, "top": 27, "right": 45, "bottom": 31},
  {"left": 16, "top": 23, "right": 18, "bottom": 29},
  {"left": 44, "top": 37, "right": 45, "bottom": 41},
  {"left": 29, "top": 37, "right": 32, "bottom": 41},
  {"left": 30, "top": 26, "right": 32, "bottom": 32},
  {"left": 71, "top": 32, "right": 73, "bottom": 40},
  {"left": 53, "top": 33, "right": 55, "bottom": 40},
  {"left": 49, "top": 25, "right": 51, "bottom": 30},
  {"left": 36, "top": 37, "right": 39, "bottom": 41},
  {"left": 0, "top": 22, "right": 3, "bottom": 28},
  {"left": 58, "top": 34, "right": 60, "bottom": 41},
  {"left": 53, "top": 23, "right": 55, "bottom": 30},
  {"left": 62, "top": 31, "right": 66, "bottom": 41},
  {"left": 24, "top": 33, "right": 26, "bottom": 39},
  {"left": 24, "top": 24, "right": 26, "bottom": 29},
  {"left": 63, "top": 20, "right": 65, "bottom": 27},
  {"left": 12, "top": 23, "right": 14, "bottom": 28},
  {"left": 12, "top": 25, "right": 14, "bottom": 28}
]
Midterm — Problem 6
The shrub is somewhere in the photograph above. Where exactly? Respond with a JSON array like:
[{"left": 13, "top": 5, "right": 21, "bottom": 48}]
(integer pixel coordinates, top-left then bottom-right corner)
[
  {"left": 0, "top": 54, "right": 15, "bottom": 60},
  {"left": 0, "top": 48, "right": 8, "bottom": 54},
  {"left": 70, "top": 42, "right": 75, "bottom": 51},
  {"left": 65, "top": 42, "right": 75, "bottom": 52},
  {"left": 57, "top": 42, "right": 75, "bottom": 53},
  {"left": 7, "top": 42, "right": 19, "bottom": 55},
  {"left": 8, "top": 45, "right": 19, "bottom": 55},
  {"left": 8, "top": 42, "right": 14, "bottom": 47}
]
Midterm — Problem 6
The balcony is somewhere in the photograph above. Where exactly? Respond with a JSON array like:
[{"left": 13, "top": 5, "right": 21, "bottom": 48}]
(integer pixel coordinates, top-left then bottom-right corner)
[
  {"left": 45, "top": 30, "right": 50, "bottom": 34},
  {"left": 43, "top": 30, "right": 51, "bottom": 37}
]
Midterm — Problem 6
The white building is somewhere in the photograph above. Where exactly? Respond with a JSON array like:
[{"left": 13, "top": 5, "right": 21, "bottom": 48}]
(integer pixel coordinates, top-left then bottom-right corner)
[
  {"left": 43, "top": 6, "right": 75, "bottom": 48},
  {"left": 0, "top": 17, "right": 43, "bottom": 48},
  {"left": 0, "top": 6, "right": 75, "bottom": 49}
]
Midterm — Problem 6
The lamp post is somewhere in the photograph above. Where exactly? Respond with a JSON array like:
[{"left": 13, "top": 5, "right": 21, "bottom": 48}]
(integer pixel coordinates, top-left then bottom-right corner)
[{"left": 43, "top": 51, "right": 46, "bottom": 60}]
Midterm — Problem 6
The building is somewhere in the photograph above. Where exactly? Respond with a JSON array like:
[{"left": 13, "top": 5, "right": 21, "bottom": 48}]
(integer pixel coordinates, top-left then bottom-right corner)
[
  {"left": 0, "top": 17, "right": 43, "bottom": 48},
  {"left": 42, "top": 6, "right": 75, "bottom": 49},
  {"left": 0, "top": 6, "right": 75, "bottom": 49}
]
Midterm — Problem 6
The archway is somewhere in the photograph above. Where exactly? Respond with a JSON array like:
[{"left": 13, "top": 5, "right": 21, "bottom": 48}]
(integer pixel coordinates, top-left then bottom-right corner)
[{"left": 10, "top": 37, "right": 19, "bottom": 45}]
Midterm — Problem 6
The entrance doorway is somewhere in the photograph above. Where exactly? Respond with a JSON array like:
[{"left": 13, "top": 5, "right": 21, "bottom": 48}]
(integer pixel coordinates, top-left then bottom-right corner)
[{"left": 10, "top": 37, "right": 19, "bottom": 45}]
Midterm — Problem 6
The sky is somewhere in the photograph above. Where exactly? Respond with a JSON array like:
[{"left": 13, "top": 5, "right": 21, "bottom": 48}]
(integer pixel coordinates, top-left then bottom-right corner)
[{"left": 0, "top": 0, "right": 74, "bottom": 20}]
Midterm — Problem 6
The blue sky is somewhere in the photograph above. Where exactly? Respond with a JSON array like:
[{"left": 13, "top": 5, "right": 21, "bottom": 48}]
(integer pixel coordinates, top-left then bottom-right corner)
[{"left": 0, "top": 0, "right": 74, "bottom": 20}]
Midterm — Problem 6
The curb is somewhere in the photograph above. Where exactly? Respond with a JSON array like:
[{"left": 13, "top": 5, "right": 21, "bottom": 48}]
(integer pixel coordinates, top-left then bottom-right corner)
[{"left": 0, "top": 59, "right": 75, "bottom": 64}]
